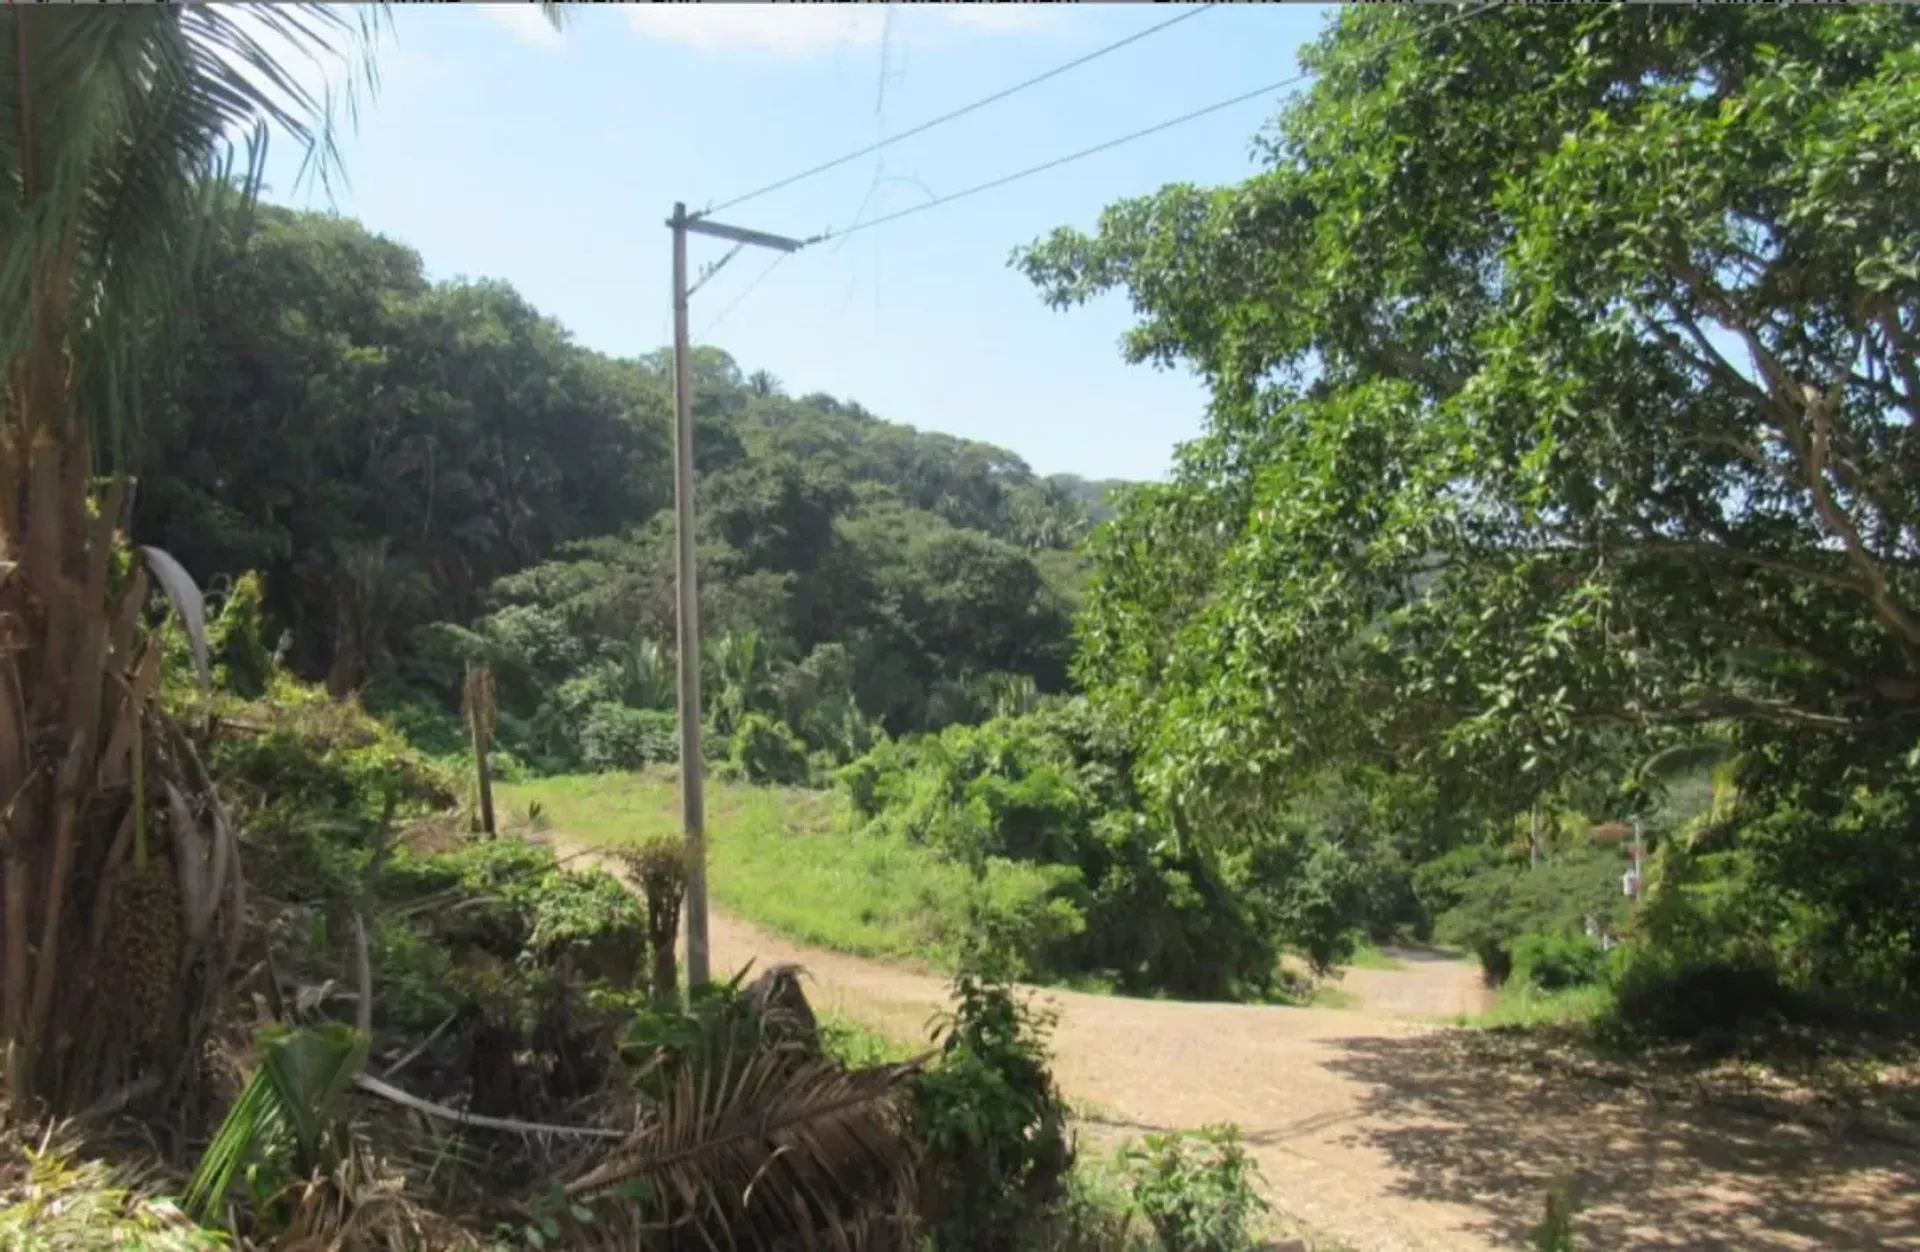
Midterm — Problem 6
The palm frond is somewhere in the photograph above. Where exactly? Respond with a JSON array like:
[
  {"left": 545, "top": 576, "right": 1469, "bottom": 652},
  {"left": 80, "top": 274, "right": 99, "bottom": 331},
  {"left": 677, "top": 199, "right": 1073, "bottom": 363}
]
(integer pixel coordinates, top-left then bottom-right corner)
[
  {"left": 1639, "top": 740, "right": 1734, "bottom": 786},
  {"left": 185, "top": 1022, "right": 369, "bottom": 1221},
  {"left": 0, "top": 4, "right": 381, "bottom": 460},
  {"left": 566, "top": 1036, "right": 929, "bottom": 1251}
]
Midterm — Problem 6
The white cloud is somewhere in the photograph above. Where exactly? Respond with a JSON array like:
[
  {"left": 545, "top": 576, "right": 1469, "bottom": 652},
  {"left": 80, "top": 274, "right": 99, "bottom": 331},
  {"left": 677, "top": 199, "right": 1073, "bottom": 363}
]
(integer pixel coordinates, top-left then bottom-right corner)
[
  {"left": 478, "top": 3, "right": 567, "bottom": 51},
  {"left": 624, "top": 3, "right": 1057, "bottom": 60}
]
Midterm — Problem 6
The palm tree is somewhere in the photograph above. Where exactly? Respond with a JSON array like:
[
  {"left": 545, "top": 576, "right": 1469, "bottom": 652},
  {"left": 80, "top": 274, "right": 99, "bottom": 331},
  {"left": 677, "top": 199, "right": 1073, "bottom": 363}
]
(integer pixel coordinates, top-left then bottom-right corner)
[{"left": 0, "top": 5, "right": 378, "bottom": 1114}]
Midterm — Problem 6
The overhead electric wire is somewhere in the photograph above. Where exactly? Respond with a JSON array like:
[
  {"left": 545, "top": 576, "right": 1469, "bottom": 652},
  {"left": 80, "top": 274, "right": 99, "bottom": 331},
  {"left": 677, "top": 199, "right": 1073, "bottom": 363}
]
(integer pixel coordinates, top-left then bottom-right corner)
[
  {"left": 687, "top": 1, "right": 1505, "bottom": 336},
  {"left": 698, "top": 251, "right": 792, "bottom": 341},
  {"left": 806, "top": 0, "right": 1506, "bottom": 248},
  {"left": 696, "top": 3, "right": 1220, "bottom": 220}
]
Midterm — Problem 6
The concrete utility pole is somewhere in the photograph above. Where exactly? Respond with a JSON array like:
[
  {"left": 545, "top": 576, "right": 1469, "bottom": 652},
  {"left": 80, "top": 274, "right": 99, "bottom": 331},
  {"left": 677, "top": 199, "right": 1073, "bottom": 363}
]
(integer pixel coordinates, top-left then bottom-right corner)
[{"left": 668, "top": 202, "right": 803, "bottom": 989}]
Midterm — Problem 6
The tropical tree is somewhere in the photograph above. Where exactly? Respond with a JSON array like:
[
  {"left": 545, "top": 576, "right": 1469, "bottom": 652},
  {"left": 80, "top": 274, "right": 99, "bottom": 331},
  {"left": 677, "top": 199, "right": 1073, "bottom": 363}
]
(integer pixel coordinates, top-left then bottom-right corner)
[
  {"left": 1018, "top": 3, "right": 1920, "bottom": 814},
  {"left": 0, "top": 5, "right": 376, "bottom": 1113},
  {"left": 1018, "top": 4, "right": 1920, "bottom": 995}
]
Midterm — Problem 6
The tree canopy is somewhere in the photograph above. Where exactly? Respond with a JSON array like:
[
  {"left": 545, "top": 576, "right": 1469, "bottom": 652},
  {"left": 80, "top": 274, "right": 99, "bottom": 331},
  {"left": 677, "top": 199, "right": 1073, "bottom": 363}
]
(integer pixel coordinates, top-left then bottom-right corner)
[
  {"left": 1019, "top": 4, "right": 1920, "bottom": 815},
  {"left": 1018, "top": 4, "right": 1920, "bottom": 1001},
  {"left": 135, "top": 206, "right": 1111, "bottom": 770}
]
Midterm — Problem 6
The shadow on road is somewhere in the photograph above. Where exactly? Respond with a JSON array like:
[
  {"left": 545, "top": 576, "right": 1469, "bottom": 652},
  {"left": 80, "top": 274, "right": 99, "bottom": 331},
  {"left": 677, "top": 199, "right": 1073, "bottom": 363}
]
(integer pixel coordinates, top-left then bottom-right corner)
[{"left": 1319, "top": 1029, "right": 1920, "bottom": 1250}]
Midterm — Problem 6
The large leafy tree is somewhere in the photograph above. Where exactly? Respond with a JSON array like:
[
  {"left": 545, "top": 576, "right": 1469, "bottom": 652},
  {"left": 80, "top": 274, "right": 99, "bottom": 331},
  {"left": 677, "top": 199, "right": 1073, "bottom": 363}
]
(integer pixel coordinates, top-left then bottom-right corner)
[
  {"left": 1018, "top": 6, "right": 1920, "bottom": 832},
  {"left": 0, "top": 5, "right": 375, "bottom": 1112}
]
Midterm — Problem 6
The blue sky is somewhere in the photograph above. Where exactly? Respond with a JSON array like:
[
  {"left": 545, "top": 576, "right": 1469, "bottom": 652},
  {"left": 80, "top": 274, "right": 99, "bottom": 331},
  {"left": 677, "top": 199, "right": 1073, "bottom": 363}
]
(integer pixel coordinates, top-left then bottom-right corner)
[{"left": 259, "top": 3, "right": 1331, "bottom": 482}]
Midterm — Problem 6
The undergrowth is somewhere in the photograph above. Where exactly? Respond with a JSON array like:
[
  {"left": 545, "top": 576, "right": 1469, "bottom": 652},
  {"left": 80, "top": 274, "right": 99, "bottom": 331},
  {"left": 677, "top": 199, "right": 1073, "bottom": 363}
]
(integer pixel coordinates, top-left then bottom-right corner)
[
  {"left": 0, "top": 1122, "right": 221, "bottom": 1251},
  {"left": 499, "top": 771, "right": 1073, "bottom": 974}
]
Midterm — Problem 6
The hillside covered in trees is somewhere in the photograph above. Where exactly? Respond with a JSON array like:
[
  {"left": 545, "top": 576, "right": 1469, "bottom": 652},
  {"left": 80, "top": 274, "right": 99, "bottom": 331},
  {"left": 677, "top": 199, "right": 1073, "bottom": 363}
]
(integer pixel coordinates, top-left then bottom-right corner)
[
  {"left": 4, "top": 4, "right": 1916, "bottom": 1248},
  {"left": 136, "top": 206, "right": 1117, "bottom": 775}
]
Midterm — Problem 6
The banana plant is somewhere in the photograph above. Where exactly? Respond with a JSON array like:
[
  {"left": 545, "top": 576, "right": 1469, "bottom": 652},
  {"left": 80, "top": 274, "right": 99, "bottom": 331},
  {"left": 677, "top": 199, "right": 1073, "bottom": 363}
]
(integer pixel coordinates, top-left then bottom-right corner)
[
  {"left": 618, "top": 635, "right": 675, "bottom": 710},
  {"left": 705, "top": 629, "right": 769, "bottom": 736}
]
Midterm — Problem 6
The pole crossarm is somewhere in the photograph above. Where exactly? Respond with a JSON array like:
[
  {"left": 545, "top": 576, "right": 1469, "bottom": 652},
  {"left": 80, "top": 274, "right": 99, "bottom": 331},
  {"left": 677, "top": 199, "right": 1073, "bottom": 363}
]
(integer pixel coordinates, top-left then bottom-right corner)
[{"left": 678, "top": 215, "right": 807, "bottom": 254}]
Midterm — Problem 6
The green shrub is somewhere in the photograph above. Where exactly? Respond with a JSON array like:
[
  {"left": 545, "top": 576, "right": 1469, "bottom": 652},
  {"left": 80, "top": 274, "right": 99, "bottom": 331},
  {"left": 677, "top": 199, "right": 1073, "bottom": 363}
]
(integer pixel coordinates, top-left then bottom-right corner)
[
  {"left": 916, "top": 972, "right": 1075, "bottom": 1252},
  {"left": 579, "top": 703, "right": 678, "bottom": 771},
  {"left": 835, "top": 702, "right": 1322, "bottom": 999},
  {"left": 955, "top": 859, "right": 1088, "bottom": 980},
  {"left": 371, "top": 917, "right": 459, "bottom": 1033},
  {"left": 834, "top": 737, "right": 922, "bottom": 820},
  {"left": 1511, "top": 933, "right": 1608, "bottom": 992},
  {"left": 817, "top": 1014, "right": 912, "bottom": 1069},
  {"left": 361, "top": 680, "right": 468, "bottom": 758},
  {"left": 1606, "top": 947, "right": 1807, "bottom": 1049},
  {"left": 1032, "top": 1164, "right": 1150, "bottom": 1252},
  {"left": 1434, "top": 846, "right": 1627, "bottom": 988},
  {"left": 730, "top": 711, "right": 811, "bottom": 785},
  {"left": 0, "top": 1134, "right": 224, "bottom": 1251},
  {"left": 206, "top": 570, "right": 275, "bottom": 698},
  {"left": 1116, "top": 1125, "right": 1267, "bottom": 1252},
  {"left": 385, "top": 839, "right": 647, "bottom": 985},
  {"left": 1528, "top": 1177, "right": 1581, "bottom": 1252}
]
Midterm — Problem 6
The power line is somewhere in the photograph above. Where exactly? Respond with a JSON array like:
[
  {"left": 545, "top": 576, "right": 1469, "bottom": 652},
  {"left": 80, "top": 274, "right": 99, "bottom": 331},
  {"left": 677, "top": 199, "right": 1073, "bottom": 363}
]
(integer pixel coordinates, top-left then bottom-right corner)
[
  {"left": 809, "top": 0, "right": 1505, "bottom": 248},
  {"left": 688, "top": 1, "right": 1505, "bottom": 337},
  {"left": 697, "top": 3, "right": 1220, "bottom": 220},
  {"left": 698, "top": 251, "right": 791, "bottom": 341}
]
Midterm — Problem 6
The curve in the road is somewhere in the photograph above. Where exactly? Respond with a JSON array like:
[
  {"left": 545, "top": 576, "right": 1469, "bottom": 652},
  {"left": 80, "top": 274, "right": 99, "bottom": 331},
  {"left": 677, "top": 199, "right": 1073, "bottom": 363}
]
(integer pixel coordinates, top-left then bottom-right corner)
[{"left": 704, "top": 909, "right": 1918, "bottom": 1252}]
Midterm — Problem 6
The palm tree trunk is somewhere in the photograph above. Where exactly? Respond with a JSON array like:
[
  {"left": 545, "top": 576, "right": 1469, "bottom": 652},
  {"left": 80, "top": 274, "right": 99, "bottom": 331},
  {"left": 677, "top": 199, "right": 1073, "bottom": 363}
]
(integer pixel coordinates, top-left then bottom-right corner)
[{"left": 0, "top": 4, "right": 365, "bottom": 1115}]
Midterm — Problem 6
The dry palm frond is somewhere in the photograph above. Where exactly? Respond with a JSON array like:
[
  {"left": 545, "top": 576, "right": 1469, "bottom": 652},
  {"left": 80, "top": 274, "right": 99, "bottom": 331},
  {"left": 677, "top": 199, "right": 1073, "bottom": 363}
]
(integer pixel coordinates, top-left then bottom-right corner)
[{"left": 565, "top": 1036, "right": 930, "bottom": 1252}]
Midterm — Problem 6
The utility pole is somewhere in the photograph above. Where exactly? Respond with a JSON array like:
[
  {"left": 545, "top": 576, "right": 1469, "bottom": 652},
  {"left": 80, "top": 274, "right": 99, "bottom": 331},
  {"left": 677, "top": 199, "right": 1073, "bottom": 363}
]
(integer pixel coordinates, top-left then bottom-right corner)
[{"left": 668, "top": 202, "right": 804, "bottom": 989}]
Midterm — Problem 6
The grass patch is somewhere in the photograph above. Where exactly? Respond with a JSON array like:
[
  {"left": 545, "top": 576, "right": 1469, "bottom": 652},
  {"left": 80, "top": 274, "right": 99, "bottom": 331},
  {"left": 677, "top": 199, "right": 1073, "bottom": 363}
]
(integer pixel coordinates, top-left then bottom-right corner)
[
  {"left": 1466, "top": 980, "right": 1615, "bottom": 1031},
  {"left": 1345, "top": 942, "right": 1405, "bottom": 972},
  {"left": 499, "top": 771, "right": 1062, "bottom": 972},
  {"left": 1309, "top": 984, "right": 1359, "bottom": 1010},
  {"left": 818, "top": 1011, "right": 919, "bottom": 1068}
]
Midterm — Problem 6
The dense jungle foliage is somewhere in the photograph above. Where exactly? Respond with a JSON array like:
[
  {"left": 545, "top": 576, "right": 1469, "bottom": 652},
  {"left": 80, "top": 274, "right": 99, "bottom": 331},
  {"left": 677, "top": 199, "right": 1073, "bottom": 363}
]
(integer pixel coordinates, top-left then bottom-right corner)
[{"left": 135, "top": 203, "right": 1106, "bottom": 776}]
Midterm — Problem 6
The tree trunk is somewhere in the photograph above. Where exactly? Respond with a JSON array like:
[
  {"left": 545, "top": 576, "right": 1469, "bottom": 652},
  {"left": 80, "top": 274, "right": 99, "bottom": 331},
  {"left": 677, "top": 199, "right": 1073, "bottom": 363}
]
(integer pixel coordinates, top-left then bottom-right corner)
[
  {"left": 465, "top": 663, "right": 496, "bottom": 838},
  {"left": 471, "top": 707, "right": 496, "bottom": 838},
  {"left": 0, "top": 461, "right": 240, "bottom": 1114}
]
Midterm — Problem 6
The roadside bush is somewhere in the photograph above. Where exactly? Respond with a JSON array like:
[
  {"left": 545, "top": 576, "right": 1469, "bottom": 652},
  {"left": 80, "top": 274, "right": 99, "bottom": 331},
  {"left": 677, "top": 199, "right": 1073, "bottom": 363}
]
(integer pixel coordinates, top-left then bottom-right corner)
[
  {"left": 955, "top": 860, "right": 1089, "bottom": 980},
  {"left": 1434, "top": 845, "right": 1626, "bottom": 987},
  {"left": 1412, "top": 841, "right": 1510, "bottom": 927},
  {"left": 837, "top": 701, "right": 1333, "bottom": 999},
  {"left": 730, "top": 710, "right": 811, "bottom": 785},
  {"left": 0, "top": 1127, "right": 222, "bottom": 1251},
  {"left": 1116, "top": 1126, "right": 1267, "bottom": 1252},
  {"left": 1729, "top": 726, "right": 1920, "bottom": 1010},
  {"left": 385, "top": 839, "right": 647, "bottom": 986},
  {"left": 1528, "top": 1177, "right": 1581, "bottom": 1252},
  {"left": 1511, "top": 933, "right": 1607, "bottom": 992},
  {"left": 579, "top": 702, "right": 678, "bottom": 771},
  {"left": 1606, "top": 946, "right": 1807, "bottom": 1049},
  {"left": 916, "top": 972, "right": 1075, "bottom": 1252}
]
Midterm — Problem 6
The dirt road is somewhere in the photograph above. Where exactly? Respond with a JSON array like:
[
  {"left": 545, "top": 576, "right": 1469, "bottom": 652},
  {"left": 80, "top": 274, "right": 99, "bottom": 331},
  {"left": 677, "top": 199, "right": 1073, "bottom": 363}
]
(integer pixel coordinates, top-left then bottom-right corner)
[{"left": 706, "top": 910, "right": 1920, "bottom": 1252}]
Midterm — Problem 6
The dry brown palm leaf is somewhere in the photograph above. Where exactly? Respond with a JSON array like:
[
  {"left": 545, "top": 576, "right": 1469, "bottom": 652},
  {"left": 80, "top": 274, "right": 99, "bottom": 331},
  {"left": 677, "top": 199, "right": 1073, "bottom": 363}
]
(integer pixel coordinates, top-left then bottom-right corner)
[{"left": 564, "top": 1037, "right": 931, "bottom": 1252}]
